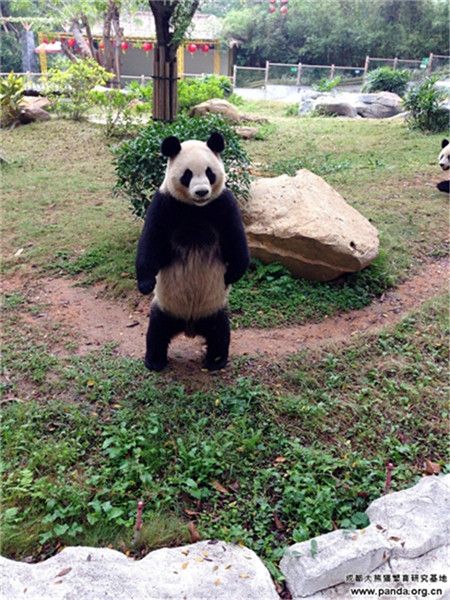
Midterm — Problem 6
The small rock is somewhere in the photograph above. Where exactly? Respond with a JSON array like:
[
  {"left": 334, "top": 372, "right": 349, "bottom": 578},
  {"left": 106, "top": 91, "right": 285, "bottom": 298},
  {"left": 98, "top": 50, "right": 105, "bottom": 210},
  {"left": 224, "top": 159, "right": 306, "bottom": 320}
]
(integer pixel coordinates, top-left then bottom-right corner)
[
  {"left": 235, "top": 126, "right": 258, "bottom": 139},
  {"left": 19, "top": 105, "right": 51, "bottom": 124},
  {"left": 189, "top": 98, "right": 241, "bottom": 122}
]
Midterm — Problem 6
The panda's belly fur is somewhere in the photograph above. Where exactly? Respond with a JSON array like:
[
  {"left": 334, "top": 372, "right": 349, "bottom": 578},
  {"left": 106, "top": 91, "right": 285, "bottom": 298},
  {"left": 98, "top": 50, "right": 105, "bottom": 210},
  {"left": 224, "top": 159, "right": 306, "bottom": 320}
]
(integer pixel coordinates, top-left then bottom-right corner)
[{"left": 155, "top": 228, "right": 228, "bottom": 321}]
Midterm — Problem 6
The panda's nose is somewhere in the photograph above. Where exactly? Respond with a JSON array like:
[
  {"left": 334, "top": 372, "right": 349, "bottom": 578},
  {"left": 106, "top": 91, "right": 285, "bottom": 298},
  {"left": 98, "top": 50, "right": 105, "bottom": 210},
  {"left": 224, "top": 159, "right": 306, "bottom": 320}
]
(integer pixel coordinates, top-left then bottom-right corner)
[{"left": 195, "top": 189, "right": 209, "bottom": 198}]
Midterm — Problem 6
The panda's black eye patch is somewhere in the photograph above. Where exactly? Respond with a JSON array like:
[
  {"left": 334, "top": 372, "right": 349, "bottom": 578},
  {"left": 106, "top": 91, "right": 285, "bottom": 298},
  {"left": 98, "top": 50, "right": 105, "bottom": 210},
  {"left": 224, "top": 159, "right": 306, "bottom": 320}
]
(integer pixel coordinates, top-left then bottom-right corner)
[
  {"left": 206, "top": 167, "right": 216, "bottom": 184},
  {"left": 180, "top": 169, "right": 193, "bottom": 187}
]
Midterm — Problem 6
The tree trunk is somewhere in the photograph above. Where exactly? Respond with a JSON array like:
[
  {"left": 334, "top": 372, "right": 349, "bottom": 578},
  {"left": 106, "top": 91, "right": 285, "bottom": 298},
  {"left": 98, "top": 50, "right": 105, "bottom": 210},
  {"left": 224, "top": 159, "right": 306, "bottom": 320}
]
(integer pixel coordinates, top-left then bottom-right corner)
[
  {"left": 153, "top": 45, "right": 178, "bottom": 121},
  {"left": 71, "top": 19, "right": 93, "bottom": 58}
]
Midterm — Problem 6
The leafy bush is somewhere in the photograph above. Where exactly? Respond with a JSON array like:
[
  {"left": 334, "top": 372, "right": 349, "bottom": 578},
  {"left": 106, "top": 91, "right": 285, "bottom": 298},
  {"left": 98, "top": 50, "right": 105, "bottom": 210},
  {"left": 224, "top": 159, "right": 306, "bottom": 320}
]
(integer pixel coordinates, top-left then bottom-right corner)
[
  {"left": 90, "top": 88, "right": 151, "bottom": 138},
  {"left": 178, "top": 75, "right": 229, "bottom": 111},
  {"left": 114, "top": 113, "right": 251, "bottom": 218},
  {"left": 0, "top": 72, "right": 24, "bottom": 127},
  {"left": 125, "top": 81, "right": 153, "bottom": 103},
  {"left": 314, "top": 76, "right": 342, "bottom": 92},
  {"left": 362, "top": 67, "right": 410, "bottom": 96},
  {"left": 46, "top": 58, "right": 113, "bottom": 120},
  {"left": 403, "top": 77, "right": 449, "bottom": 133}
]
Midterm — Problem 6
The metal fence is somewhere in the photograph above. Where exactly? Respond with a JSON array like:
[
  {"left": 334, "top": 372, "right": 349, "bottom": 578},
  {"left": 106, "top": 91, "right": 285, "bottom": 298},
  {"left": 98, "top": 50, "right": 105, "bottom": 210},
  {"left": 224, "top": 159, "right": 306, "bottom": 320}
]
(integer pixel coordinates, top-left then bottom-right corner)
[{"left": 233, "top": 53, "right": 450, "bottom": 90}]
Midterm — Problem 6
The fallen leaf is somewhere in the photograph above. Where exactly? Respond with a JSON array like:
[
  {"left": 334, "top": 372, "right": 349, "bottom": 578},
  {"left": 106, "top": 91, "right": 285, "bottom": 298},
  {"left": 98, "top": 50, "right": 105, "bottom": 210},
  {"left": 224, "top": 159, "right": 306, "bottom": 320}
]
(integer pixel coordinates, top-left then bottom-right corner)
[
  {"left": 126, "top": 321, "right": 139, "bottom": 328},
  {"left": 239, "top": 573, "right": 250, "bottom": 579},
  {"left": 389, "top": 536, "right": 402, "bottom": 542},
  {"left": 181, "top": 562, "right": 188, "bottom": 570},
  {"left": 424, "top": 459, "right": 441, "bottom": 475},
  {"left": 14, "top": 248, "right": 24, "bottom": 257},
  {"left": 183, "top": 508, "right": 200, "bottom": 517},
  {"left": 274, "top": 514, "right": 285, "bottom": 531},
  {"left": 212, "top": 565, "right": 219, "bottom": 572},
  {"left": 229, "top": 481, "right": 240, "bottom": 492},
  {"left": 55, "top": 567, "right": 72, "bottom": 578},
  {"left": 213, "top": 578, "right": 221, "bottom": 586},
  {"left": 211, "top": 480, "right": 229, "bottom": 494},
  {"left": 274, "top": 456, "right": 286, "bottom": 464},
  {"left": 188, "top": 521, "right": 201, "bottom": 543}
]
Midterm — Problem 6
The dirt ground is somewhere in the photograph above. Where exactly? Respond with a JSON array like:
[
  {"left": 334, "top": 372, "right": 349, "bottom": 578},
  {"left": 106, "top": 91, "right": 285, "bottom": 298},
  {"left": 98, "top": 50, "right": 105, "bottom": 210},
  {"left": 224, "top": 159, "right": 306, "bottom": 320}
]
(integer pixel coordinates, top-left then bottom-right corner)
[{"left": 4, "top": 256, "right": 447, "bottom": 370}]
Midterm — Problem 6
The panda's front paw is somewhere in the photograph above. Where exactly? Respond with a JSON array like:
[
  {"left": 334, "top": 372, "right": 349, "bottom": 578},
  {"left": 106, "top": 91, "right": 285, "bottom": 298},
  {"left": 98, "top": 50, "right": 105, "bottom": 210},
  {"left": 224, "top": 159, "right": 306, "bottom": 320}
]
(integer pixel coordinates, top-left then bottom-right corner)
[
  {"left": 144, "top": 355, "right": 167, "bottom": 372},
  {"left": 138, "top": 277, "right": 156, "bottom": 295},
  {"left": 203, "top": 355, "right": 228, "bottom": 371}
]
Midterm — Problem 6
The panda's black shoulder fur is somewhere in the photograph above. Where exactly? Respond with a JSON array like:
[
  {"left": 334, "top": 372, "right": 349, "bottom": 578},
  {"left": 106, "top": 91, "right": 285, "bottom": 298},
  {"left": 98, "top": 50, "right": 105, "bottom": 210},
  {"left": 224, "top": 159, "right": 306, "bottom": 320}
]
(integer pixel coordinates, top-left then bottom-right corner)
[{"left": 136, "top": 188, "right": 250, "bottom": 295}]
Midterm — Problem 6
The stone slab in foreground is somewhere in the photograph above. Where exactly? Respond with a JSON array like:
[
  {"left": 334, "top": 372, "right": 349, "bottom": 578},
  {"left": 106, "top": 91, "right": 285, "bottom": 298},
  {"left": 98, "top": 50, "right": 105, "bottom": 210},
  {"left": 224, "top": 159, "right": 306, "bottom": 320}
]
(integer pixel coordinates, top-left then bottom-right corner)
[
  {"left": 281, "top": 475, "right": 450, "bottom": 598},
  {"left": 0, "top": 541, "right": 279, "bottom": 600},
  {"left": 245, "top": 169, "right": 379, "bottom": 281}
]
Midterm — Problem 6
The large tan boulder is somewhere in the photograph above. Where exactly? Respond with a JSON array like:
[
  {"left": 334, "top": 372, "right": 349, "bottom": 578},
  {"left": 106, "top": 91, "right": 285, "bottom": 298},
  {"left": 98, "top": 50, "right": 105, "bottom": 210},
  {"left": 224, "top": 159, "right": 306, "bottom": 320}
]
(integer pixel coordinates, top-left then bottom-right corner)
[
  {"left": 189, "top": 98, "right": 241, "bottom": 122},
  {"left": 244, "top": 170, "right": 379, "bottom": 281},
  {"left": 20, "top": 95, "right": 51, "bottom": 110}
]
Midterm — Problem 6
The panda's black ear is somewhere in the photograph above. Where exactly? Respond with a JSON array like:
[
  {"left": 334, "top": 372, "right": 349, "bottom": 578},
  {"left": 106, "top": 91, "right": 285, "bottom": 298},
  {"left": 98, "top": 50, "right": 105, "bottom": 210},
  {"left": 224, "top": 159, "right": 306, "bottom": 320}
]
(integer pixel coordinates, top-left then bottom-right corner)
[
  {"left": 161, "top": 136, "right": 182, "bottom": 158},
  {"left": 207, "top": 132, "right": 225, "bottom": 154},
  {"left": 442, "top": 139, "right": 449, "bottom": 149}
]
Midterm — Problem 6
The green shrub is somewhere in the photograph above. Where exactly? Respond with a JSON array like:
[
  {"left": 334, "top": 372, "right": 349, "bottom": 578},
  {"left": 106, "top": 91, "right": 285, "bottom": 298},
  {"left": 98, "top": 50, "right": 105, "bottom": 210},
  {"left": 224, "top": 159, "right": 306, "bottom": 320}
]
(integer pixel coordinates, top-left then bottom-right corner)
[
  {"left": 362, "top": 67, "right": 410, "bottom": 96},
  {"left": 0, "top": 72, "right": 24, "bottom": 128},
  {"left": 178, "top": 75, "right": 229, "bottom": 111},
  {"left": 46, "top": 58, "right": 113, "bottom": 120},
  {"left": 114, "top": 113, "right": 251, "bottom": 218},
  {"left": 403, "top": 77, "right": 449, "bottom": 133},
  {"left": 125, "top": 81, "right": 153, "bottom": 103},
  {"left": 90, "top": 88, "right": 151, "bottom": 138},
  {"left": 314, "top": 76, "right": 342, "bottom": 92}
]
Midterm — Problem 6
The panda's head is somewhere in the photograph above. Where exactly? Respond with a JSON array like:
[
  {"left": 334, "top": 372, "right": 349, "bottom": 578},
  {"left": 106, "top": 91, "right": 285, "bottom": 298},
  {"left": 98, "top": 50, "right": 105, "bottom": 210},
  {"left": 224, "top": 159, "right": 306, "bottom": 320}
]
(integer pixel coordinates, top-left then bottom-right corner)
[
  {"left": 438, "top": 139, "right": 450, "bottom": 171},
  {"left": 160, "top": 132, "right": 226, "bottom": 206}
]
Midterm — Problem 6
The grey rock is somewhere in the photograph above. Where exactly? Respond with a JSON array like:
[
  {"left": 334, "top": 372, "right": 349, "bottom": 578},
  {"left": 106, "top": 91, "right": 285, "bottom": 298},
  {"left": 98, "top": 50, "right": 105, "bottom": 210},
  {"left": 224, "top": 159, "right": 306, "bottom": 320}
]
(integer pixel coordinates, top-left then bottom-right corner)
[
  {"left": 19, "top": 105, "right": 51, "bottom": 124},
  {"left": 355, "top": 91, "right": 403, "bottom": 118},
  {"left": 305, "top": 544, "right": 450, "bottom": 599},
  {"left": 313, "top": 97, "right": 358, "bottom": 118},
  {"left": 366, "top": 474, "right": 450, "bottom": 558},
  {"left": 0, "top": 542, "right": 279, "bottom": 600},
  {"left": 280, "top": 525, "right": 391, "bottom": 597}
]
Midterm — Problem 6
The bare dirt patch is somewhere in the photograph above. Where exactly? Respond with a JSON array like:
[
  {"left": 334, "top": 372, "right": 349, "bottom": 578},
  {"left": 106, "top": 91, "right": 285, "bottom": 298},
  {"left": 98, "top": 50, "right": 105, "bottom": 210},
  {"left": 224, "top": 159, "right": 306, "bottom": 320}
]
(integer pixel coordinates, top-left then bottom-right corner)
[{"left": 3, "top": 257, "right": 448, "bottom": 369}]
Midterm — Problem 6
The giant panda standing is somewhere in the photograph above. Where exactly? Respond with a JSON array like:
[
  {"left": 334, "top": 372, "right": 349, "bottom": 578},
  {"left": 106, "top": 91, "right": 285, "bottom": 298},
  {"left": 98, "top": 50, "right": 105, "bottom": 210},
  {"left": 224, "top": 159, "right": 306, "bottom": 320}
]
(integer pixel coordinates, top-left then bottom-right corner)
[{"left": 136, "top": 132, "right": 249, "bottom": 371}]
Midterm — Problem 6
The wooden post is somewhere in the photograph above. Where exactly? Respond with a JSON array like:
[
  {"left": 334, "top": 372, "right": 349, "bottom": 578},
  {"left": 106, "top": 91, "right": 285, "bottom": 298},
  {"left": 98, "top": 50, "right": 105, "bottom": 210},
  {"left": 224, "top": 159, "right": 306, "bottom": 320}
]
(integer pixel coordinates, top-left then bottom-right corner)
[
  {"left": 177, "top": 44, "right": 184, "bottom": 79},
  {"left": 428, "top": 52, "right": 434, "bottom": 74},
  {"left": 232, "top": 64, "right": 237, "bottom": 88},
  {"left": 264, "top": 60, "right": 269, "bottom": 88},
  {"left": 37, "top": 32, "right": 48, "bottom": 78},
  {"left": 213, "top": 41, "right": 221, "bottom": 75},
  {"left": 296, "top": 62, "right": 302, "bottom": 87},
  {"left": 330, "top": 64, "right": 335, "bottom": 79},
  {"left": 363, "top": 55, "right": 370, "bottom": 77},
  {"left": 393, "top": 56, "right": 398, "bottom": 70},
  {"left": 152, "top": 44, "right": 178, "bottom": 122}
]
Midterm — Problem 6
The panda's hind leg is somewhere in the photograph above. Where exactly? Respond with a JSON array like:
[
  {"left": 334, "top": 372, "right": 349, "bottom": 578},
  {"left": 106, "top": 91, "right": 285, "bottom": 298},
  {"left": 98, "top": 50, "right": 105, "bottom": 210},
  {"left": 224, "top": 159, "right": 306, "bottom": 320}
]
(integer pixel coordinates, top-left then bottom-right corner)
[
  {"left": 195, "top": 310, "right": 230, "bottom": 371},
  {"left": 145, "top": 304, "right": 183, "bottom": 371}
]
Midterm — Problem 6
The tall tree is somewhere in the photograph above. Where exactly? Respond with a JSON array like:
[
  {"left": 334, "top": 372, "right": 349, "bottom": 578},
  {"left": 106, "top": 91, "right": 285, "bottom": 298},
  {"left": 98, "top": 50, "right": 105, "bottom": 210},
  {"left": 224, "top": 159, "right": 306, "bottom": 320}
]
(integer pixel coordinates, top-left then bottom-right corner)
[{"left": 148, "top": 0, "right": 199, "bottom": 122}]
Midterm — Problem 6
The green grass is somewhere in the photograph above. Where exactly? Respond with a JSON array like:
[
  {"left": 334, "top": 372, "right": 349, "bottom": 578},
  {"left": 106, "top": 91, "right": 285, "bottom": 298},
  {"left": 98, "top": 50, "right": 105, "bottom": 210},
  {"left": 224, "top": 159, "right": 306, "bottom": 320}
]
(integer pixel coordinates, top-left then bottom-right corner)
[
  {"left": 1, "top": 117, "right": 447, "bottom": 326},
  {"left": 1, "top": 291, "right": 448, "bottom": 577}
]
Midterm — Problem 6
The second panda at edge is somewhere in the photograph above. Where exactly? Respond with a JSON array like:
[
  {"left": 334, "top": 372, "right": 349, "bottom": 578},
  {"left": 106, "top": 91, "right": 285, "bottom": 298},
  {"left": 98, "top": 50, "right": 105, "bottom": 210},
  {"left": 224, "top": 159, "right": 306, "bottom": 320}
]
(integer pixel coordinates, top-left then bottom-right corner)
[{"left": 136, "top": 131, "right": 250, "bottom": 372}]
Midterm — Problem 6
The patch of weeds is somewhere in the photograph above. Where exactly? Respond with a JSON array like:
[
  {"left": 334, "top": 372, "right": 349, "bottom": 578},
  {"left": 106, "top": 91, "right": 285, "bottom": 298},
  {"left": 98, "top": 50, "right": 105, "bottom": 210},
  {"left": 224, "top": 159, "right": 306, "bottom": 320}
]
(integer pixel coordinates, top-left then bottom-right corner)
[
  {"left": 268, "top": 154, "right": 353, "bottom": 177},
  {"left": 230, "top": 252, "right": 395, "bottom": 328},
  {"left": 255, "top": 122, "right": 278, "bottom": 141},
  {"left": 1, "top": 292, "right": 25, "bottom": 310},
  {"left": 1, "top": 293, "right": 448, "bottom": 579}
]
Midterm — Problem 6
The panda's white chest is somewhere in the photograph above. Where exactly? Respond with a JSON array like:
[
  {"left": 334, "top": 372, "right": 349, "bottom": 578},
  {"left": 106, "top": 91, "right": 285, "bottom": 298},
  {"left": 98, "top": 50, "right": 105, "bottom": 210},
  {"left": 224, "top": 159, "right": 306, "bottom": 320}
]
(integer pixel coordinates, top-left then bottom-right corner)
[{"left": 154, "top": 233, "right": 228, "bottom": 321}]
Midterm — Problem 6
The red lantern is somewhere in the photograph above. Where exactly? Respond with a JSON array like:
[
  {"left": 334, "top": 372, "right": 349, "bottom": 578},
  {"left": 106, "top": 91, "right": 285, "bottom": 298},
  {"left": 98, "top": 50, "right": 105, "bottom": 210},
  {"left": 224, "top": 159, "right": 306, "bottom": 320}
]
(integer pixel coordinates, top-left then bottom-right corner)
[
  {"left": 269, "top": 0, "right": 276, "bottom": 3},
  {"left": 281, "top": 0, "right": 288, "bottom": 3},
  {"left": 60, "top": 35, "right": 66, "bottom": 43},
  {"left": 142, "top": 42, "right": 153, "bottom": 52},
  {"left": 121, "top": 40, "right": 129, "bottom": 52},
  {"left": 268, "top": 5, "right": 276, "bottom": 12},
  {"left": 202, "top": 44, "right": 209, "bottom": 53},
  {"left": 99, "top": 40, "right": 105, "bottom": 50},
  {"left": 187, "top": 43, "right": 197, "bottom": 54},
  {"left": 280, "top": 5, "right": 288, "bottom": 14},
  {"left": 68, "top": 38, "right": 76, "bottom": 48}
]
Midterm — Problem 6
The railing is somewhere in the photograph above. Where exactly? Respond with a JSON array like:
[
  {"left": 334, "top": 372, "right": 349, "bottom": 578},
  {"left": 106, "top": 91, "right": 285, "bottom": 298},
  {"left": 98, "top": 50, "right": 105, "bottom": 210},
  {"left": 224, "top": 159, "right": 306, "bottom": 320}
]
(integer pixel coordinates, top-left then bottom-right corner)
[{"left": 232, "top": 53, "right": 450, "bottom": 90}]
